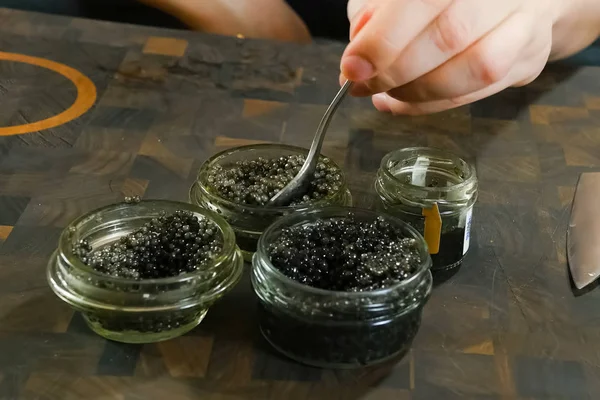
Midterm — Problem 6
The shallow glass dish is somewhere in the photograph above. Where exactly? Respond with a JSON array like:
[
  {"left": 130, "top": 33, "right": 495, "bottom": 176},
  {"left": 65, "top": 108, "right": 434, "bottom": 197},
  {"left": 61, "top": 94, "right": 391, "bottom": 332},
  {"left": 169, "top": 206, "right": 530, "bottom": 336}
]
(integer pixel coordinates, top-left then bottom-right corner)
[
  {"left": 375, "top": 147, "right": 478, "bottom": 271},
  {"left": 190, "top": 143, "right": 352, "bottom": 261},
  {"left": 251, "top": 206, "right": 433, "bottom": 369},
  {"left": 47, "top": 200, "right": 244, "bottom": 343}
]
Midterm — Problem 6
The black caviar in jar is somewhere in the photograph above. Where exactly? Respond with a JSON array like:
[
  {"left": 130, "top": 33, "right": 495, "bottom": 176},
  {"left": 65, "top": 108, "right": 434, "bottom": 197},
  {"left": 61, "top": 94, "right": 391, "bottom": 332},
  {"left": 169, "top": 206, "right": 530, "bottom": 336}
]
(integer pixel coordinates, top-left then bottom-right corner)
[
  {"left": 431, "top": 226, "right": 466, "bottom": 270},
  {"left": 191, "top": 144, "right": 353, "bottom": 262},
  {"left": 73, "top": 210, "right": 223, "bottom": 334},
  {"left": 252, "top": 208, "right": 432, "bottom": 368},
  {"left": 206, "top": 154, "right": 343, "bottom": 206},
  {"left": 84, "top": 309, "right": 207, "bottom": 336},
  {"left": 385, "top": 206, "right": 470, "bottom": 272},
  {"left": 403, "top": 216, "right": 469, "bottom": 272},
  {"left": 74, "top": 210, "right": 223, "bottom": 279},
  {"left": 375, "top": 147, "right": 477, "bottom": 272},
  {"left": 268, "top": 215, "right": 422, "bottom": 291},
  {"left": 48, "top": 200, "right": 244, "bottom": 344},
  {"left": 401, "top": 174, "right": 471, "bottom": 271},
  {"left": 257, "top": 301, "right": 422, "bottom": 367}
]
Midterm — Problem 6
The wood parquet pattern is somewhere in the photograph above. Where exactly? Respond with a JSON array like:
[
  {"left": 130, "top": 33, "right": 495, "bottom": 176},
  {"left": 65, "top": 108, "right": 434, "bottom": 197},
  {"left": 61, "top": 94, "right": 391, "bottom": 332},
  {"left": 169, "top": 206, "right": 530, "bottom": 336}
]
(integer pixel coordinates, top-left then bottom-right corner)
[{"left": 1, "top": 7, "right": 600, "bottom": 399}]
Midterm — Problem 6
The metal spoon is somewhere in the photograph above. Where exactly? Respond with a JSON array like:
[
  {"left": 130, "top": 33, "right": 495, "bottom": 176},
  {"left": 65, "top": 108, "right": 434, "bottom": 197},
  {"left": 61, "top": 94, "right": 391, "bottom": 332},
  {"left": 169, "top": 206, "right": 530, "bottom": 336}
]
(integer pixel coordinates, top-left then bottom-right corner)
[{"left": 267, "top": 80, "right": 353, "bottom": 206}]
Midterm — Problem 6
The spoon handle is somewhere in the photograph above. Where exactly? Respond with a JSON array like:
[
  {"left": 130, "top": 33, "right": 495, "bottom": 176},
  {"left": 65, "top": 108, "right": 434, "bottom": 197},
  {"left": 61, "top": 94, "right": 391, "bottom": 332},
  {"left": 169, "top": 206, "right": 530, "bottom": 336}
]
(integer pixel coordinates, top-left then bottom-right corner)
[
  {"left": 267, "top": 80, "right": 353, "bottom": 206},
  {"left": 305, "top": 80, "right": 354, "bottom": 171}
]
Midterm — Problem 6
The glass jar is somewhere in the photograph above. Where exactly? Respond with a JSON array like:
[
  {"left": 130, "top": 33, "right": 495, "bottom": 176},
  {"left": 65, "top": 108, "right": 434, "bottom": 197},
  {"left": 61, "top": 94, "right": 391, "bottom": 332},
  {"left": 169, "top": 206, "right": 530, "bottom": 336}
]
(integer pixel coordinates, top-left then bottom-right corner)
[
  {"left": 375, "top": 147, "right": 478, "bottom": 271},
  {"left": 47, "top": 200, "right": 244, "bottom": 343},
  {"left": 251, "top": 207, "right": 433, "bottom": 369},
  {"left": 190, "top": 144, "right": 352, "bottom": 261}
]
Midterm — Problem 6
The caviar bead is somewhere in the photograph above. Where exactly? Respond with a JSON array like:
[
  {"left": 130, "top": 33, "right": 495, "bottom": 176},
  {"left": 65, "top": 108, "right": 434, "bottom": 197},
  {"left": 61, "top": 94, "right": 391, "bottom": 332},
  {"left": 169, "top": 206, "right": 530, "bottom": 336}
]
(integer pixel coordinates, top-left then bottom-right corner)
[
  {"left": 207, "top": 155, "right": 343, "bottom": 206},
  {"left": 73, "top": 211, "right": 223, "bottom": 279},
  {"left": 267, "top": 215, "right": 422, "bottom": 292},
  {"left": 124, "top": 195, "right": 141, "bottom": 204}
]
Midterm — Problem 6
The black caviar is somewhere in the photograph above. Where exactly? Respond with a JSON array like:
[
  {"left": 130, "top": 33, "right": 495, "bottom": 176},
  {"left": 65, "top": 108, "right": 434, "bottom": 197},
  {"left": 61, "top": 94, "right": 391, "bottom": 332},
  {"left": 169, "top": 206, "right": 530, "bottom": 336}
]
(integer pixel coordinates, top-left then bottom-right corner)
[
  {"left": 409, "top": 174, "right": 469, "bottom": 270},
  {"left": 425, "top": 175, "right": 468, "bottom": 269},
  {"left": 207, "top": 155, "right": 343, "bottom": 206},
  {"left": 124, "top": 195, "right": 141, "bottom": 204},
  {"left": 85, "top": 309, "right": 204, "bottom": 335},
  {"left": 377, "top": 165, "right": 473, "bottom": 271},
  {"left": 255, "top": 213, "right": 431, "bottom": 368},
  {"left": 431, "top": 226, "right": 466, "bottom": 270},
  {"left": 73, "top": 210, "right": 223, "bottom": 279},
  {"left": 258, "top": 302, "right": 422, "bottom": 367},
  {"left": 396, "top": 213, "right": 468, "bottom": 271},
  {"left": 267, "top": 215, "right": 422, "bottom": 291},
  {"left": 71, "top": 210, "right": 223, "bottom": 336}
]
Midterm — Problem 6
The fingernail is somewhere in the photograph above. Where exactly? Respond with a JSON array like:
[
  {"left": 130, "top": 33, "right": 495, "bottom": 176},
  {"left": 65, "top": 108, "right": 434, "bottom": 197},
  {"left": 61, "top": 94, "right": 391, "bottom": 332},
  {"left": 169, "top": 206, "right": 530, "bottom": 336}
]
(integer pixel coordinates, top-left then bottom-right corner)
[
  {"left": 372, "top": 93, "right": 391, "bottom": 112},
  {"left": 341, "top": 55, "right": 375, "bottom": 82}
]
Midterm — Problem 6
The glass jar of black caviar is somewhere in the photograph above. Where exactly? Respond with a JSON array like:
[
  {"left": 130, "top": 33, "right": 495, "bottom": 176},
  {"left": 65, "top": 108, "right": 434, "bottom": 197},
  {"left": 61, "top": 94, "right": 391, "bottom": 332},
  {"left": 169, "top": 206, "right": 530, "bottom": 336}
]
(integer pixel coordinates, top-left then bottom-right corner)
[
  {"left": 47, "top": 200, "right": 244, "bottom": 343},
  {"left": 190, "top": 144, "right": 352, "bottom": 261},
  {"left": 375, "top": 147, "right": 478, "bottom": 271},
  {"left": 251, "top": 207, "right": 433, "bottom": 369}
]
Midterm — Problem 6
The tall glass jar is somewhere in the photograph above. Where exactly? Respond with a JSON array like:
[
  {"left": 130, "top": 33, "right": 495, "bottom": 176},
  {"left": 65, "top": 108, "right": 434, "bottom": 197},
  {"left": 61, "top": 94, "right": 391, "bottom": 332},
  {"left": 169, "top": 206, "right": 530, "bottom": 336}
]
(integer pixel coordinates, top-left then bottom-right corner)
[
  {"left": 190, "top": 144, "right": 352, "bottom": 261},
  {"left": 375, "top": 147, "right": 478, "bottom": 271},
  {"left": 47, "top": 200, "right": 244, "bottom": 343},
  {"left": 251, "top": 207, "right": 433, "bottom": 368}
]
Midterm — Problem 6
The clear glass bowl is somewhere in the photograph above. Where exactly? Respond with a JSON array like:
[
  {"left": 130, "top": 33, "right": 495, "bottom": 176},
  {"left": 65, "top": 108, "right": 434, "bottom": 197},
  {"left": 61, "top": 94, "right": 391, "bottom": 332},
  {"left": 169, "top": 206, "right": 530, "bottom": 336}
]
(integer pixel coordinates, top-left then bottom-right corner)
[
  {"left": 375, "top": 147, "right": 478, "bottom": 271},
  {"left": 251, "top": 206, "right": 433, "bottom": 369},
  {"left": 47, "top": 200, "right": 244, "bottom": 343},
  {"left": 190, "top": 144, "right": 352, "bottom": 261}
]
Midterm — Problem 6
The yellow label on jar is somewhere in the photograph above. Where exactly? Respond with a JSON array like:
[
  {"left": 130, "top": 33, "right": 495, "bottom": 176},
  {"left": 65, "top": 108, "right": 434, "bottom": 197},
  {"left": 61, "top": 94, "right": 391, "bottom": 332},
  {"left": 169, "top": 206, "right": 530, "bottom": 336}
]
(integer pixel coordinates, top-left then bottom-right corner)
[{"left": 422, "top": 203, "right": 442, "bottom": 254}]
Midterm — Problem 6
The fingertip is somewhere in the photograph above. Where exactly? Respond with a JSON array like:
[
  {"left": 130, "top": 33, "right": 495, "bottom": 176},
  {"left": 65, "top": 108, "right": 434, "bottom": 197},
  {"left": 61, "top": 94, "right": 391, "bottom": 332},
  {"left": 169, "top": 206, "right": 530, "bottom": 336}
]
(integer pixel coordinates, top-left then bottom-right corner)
[
  {"left": 340, "top": 55, "right": 375, "bottom": 82},
  {"left": 372, "top": 93, "right": 392, "bottom": 112},
  {"left": 372, "top": 94, "right": 415, "bottom": 115}
]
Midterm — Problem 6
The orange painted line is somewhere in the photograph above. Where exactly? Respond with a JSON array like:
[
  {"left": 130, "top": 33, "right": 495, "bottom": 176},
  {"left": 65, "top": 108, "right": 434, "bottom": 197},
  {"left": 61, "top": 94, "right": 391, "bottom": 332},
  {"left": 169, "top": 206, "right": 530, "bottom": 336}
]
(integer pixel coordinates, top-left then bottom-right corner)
[
  {"left": 0, "top": 51, "right": 97, "bottom": 136},
  {"left": 0, "top": 225, "right": 13, "bottom": 240}
]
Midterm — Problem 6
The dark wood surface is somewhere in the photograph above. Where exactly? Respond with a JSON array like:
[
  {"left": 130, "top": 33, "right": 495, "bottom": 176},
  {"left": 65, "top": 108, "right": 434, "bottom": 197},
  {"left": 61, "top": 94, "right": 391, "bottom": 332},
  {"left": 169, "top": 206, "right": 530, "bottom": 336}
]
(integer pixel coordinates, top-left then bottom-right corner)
[{"left": 1, "top": 7, "right": 600, "bottom": 399}]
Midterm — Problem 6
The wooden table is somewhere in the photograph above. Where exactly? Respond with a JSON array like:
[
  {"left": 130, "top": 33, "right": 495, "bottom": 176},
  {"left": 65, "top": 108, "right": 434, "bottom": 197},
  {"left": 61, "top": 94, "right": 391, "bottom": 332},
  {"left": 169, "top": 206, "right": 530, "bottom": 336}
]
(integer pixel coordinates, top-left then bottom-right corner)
[{"left": 1, "top": 7, "right": 600, "bottom": 399}]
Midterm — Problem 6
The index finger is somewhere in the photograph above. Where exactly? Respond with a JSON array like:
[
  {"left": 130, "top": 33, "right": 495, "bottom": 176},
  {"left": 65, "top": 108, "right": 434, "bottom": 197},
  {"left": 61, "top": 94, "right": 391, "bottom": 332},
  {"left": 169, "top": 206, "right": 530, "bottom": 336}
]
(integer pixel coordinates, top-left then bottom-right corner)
[
  {"left": 347, "top": 0, "right": 369, "bottom": 21},
  {"left": 341, "top": 0, "right": 452, "bottom": 82}
]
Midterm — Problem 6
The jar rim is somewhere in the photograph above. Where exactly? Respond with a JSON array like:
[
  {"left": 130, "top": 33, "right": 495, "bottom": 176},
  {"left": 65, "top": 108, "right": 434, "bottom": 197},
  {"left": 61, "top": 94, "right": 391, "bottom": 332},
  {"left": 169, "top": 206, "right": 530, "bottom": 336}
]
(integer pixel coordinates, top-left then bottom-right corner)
[
  {"left": 254, "top": 206, "right": 432, "bottom": 297},
  {"left": 194, "top": 143, "right": 349, "bottom": 212},
  {"left": 57, "top": 199, "right": 239, "bottom": 285},
  {"left": 380, "top": 146, "right": 477, "bottom": 194}
]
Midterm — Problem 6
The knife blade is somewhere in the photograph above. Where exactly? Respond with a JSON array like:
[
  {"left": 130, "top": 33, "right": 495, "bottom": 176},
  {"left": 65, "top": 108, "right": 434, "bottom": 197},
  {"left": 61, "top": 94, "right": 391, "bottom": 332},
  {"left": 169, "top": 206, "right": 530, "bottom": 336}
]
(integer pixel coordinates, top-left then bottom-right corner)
[{"left": 567, "top": 172, "right": 600, "bottom": 289}]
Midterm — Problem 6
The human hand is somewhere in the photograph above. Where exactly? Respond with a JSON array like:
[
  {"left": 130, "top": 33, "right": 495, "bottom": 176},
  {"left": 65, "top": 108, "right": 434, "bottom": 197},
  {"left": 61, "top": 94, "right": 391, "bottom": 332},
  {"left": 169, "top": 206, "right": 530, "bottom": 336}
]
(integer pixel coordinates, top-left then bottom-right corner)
[{"left": 340, "top": 0, "right": 565, "bottom": 115}]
